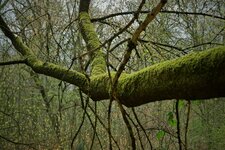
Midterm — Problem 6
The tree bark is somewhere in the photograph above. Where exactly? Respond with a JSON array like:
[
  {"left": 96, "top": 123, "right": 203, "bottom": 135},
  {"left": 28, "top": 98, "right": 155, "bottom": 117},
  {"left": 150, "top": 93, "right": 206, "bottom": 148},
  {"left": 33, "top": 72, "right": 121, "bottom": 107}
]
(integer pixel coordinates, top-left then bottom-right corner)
[
  {"left": 1, "top": 11, "right": 225, "bottom": 107},
  {"left": 88, "top": 46, "right": 225, "bottom": 107}
]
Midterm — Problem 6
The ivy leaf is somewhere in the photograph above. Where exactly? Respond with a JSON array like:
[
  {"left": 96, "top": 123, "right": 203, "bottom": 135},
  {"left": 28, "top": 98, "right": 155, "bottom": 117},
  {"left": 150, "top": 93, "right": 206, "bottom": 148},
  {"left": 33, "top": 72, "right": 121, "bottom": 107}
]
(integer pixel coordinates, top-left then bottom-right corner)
[
  {"left": 168, "top": 118, "right": 177, "bottom": 127},
  {"left": 167, "top": 112, "right": 173, "bottom": 120},
  {"left": 167, "top": 111, "right": 177, "bottom": 127},
  {"left": 156, "top": 130, "right": 165, "bottom": 140},
  {"left": 178, "top": 99, "right": 185, "bottom": 109}
]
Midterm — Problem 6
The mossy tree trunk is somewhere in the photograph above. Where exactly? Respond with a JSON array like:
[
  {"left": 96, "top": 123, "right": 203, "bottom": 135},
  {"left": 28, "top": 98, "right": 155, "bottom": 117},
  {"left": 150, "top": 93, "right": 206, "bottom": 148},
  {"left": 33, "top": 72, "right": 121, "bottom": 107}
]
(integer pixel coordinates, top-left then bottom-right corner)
[{"left": 1, "top": 1, "right": 225, "bottom": 107}]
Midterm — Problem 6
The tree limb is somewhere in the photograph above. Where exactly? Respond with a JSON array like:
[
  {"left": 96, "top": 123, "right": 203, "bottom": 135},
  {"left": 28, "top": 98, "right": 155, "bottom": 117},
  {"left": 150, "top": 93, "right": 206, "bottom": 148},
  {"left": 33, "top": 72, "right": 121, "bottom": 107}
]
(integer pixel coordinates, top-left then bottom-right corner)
[
  {"left": 0, "top": 135, "right": 35, "bottom": 149},
  {"left": 0, "top": 59, "right": 26, "bottom": 66},
  {"left": 89, "top": 46, "right": 225, "bottom": 107},
  {"left": 91, "top": 10, "right": 225, "bottom": 22},
  {"left": 1, "top": 13, "right": 225, "bottom": 108},
  {"left": 79, "top": 1, "right": 106, "bottom": 75},
  {"left": 0, "top": 15, "right": 88, "bottom": 91}
]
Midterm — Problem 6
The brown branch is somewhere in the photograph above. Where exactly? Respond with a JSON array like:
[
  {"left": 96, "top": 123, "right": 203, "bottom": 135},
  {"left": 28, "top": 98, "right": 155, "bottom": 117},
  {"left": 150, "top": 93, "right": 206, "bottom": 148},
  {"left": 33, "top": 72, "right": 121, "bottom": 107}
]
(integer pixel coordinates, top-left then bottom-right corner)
[
  {"left": 86, "top": 102, "right": 121, "bottom": 149},
  {"left": 0, "top": 59, "right": 26, "bottom": 66},
  {"left": 79, "top": 0, "right": 91, "bottom": 13},
  {"left": 132, "top": 108, "right": 153, "bottom": 149},
  {"left": 110, "top": 1, "right": 168, "bottom": 149},
  {"left": 75, "top": 0, "right": 146, "bottom": 61},
  {"left": 0, "top": 15, "right": 33, "bottom": 56},
  {"left": 0, "top": 135, "right": 35, "bottom": 149},
  {"left": 0, "top": 15, "right": 88, "bottom": 91},
  {"left": 91, "top": 10, "right": 225, "bottom": 22},
  {"left": 131, "top": 0, "right": 167, "bottom": 45},
  {"left": 184, "top": 100, "right": 191, "bottom": 150},
  {"left": 113, "top": 0, "right": 168, "bottom": 87},
  {"left": 109, "top": 38, "right": 130, "bottom": 52},
  {"left": 176, "top": 100, "right": 182, "bottom": 150},
  {"left": 183, "top": 42, "right": 224, "bottom": 51},
  {"left": 161, "top": 10, "right": 225, "bottom": 20},
  {"left": 71, "top": 90, "right": 89, "bottom": 149},
  {"left": 139, "top": 39, "right": 186, "bottom": 54},
  {"left": 110, "top": 1, "right": 149, "bottom": 149}
]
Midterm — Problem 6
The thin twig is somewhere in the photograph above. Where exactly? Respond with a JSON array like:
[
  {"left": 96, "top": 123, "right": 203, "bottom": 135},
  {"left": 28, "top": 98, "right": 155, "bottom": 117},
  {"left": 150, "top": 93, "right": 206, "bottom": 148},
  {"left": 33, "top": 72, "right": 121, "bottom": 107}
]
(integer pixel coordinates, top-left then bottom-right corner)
[
  {"left": 184, "top": 100, "right": 191, "bottom": 150},
  {"left": 71, "top": 90, "right": 89, "bottom": 149},
  {"left": 110, "top": 1, "right": 150, "bottom": 149},
  {"left": 106, "top": 41, "right": 114, "bottom": 150},
  {"left": 175, "top": 100, "right": 182, "bottom": 150},
  {"left": 91, "top": 10, "right": 225, "bottom": 22},
  {"left": 0, "top": 135, "right": 36, "bottom": 149},
  {"left": 87, "top": 103, "right": 121, "bottom": 149},
  {"left": 90, "top": 102, "right": 98, "bottom": 150},
  {"left": 132, "top": 108, "right": 153, "bottom": 149}
]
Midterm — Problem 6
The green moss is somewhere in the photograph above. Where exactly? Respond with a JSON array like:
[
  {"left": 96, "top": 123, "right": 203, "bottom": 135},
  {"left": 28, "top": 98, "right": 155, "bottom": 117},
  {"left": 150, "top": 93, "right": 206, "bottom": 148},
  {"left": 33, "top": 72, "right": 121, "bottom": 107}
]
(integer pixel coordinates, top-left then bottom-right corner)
[
  {"left": 116, "top": 46, "right": 225, "bottom": 106},
  {"left": 25, "top": 46, "right": 225, "bottom": 107},
  {"left": 79, "top": 12, "right": 106, "bottom": 75},
  {"left": 91, "top": 52, "right": 106, "bottom": 75},
  {"left": 79, "top": 12, "right": 101, "bottom": 51},
  {"left": 89, "top": 73, "right": 110, "bottom": 99},
  {"left": 84, "top": 46, "right": 225, "bottom": 105},
  {"left": 14, "top": 37, "right": 34, "bottom": 56},
  {"left": 26, "top": 55, "right": 88, "bottom": 90}
]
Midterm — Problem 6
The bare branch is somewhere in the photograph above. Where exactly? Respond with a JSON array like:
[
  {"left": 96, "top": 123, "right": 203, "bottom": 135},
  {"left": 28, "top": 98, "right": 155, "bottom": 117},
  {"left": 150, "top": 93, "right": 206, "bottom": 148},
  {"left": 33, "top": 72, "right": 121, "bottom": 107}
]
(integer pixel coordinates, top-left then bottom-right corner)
[
  {"left": 91, "top": 10, "right": 225, "bottom": 22},
  {"left": 0, "top": 135, "right": 35, "bottom": 149},
  {"left": 0, "top": 59, "right": 26, "bottom": 66}
]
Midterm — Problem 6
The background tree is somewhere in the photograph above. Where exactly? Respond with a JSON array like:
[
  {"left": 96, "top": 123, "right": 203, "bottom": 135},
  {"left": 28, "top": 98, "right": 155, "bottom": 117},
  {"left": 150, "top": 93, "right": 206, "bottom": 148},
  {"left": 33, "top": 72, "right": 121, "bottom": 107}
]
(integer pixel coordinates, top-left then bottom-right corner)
[{"left": 0, "top": 0, "right": 225, "bottom": 149}]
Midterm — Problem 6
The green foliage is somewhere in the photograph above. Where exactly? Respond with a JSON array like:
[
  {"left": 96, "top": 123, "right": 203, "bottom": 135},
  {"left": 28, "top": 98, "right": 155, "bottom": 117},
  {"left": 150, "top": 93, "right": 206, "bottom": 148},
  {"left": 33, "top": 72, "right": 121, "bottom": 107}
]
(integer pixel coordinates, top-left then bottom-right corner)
[
  {"left": 167, "top": 111, "right": 177, "bottom": 127},
  {"left": 178, "top": 99, "right": 185, "bottom": 109},
  {"left": 156, "top": 130, "right": 165, "bottom": 140}
]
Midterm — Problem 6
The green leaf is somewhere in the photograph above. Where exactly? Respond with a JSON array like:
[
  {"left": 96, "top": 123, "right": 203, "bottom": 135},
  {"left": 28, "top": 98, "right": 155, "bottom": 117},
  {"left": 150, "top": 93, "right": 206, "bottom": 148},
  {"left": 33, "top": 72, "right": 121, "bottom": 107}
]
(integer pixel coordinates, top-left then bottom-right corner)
[
  {"left": 168, "top": 119, "right": 177, "bottom": 127},
  {"left": 167, "top": 111, "right": 177, "bottom": 127},
  {"left": 167, "top": 111, "right": 173, "bottom": 120},
  {"left": 178, "top": 99, "right": 185, "bottom": 109},
  {"left": 192, "top": 100, "right": 201, "bottom": 105},
  {"left": 156, "top": 130, "right": 165, "bottom": 140}
]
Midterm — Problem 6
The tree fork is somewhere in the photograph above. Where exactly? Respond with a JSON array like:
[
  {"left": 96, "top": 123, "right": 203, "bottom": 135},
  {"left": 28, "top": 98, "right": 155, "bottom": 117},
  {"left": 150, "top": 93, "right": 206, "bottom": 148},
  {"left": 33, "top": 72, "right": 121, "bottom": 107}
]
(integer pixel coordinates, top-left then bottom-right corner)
[
  {"left": 89, "top": 46, "right": 225, "bottom": 107},
  {"left": 1, "top": 11, "right": 225, "bottom": 108}
]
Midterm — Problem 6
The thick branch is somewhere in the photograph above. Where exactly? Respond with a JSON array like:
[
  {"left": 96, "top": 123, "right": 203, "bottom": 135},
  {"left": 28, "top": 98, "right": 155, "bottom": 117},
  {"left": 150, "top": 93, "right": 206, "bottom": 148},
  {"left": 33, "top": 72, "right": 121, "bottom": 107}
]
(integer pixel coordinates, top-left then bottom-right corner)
[
  {"left": 79, "top": 1, "right": 106, "bottom": 75},
  {"left": 79, "top": 0, "right": 91, "bottom": 13},
  {"left": 0, "top": 16, "right": 33, "bottom": 56},
  {"left": 0, "top": 15, "right": 88, "bottom": 90},
  {"left": 1, "top": 14, "right": 225, "bottom": 108},
  {"left": 25, "top": 56, "right": 88, "bottom": 90},
  {"left": 89, "top": 46, "right": 225, "bottom": 107}
]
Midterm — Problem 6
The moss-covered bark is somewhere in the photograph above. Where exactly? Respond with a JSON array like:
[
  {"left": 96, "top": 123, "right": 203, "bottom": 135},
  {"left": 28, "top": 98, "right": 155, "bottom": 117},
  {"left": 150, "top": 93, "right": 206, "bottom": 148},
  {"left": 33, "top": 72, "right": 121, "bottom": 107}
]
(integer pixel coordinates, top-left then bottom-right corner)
[
  {"left": 1, "top": 14, "right": 225, "bottom": 108},
  {"left": 26, "top": 56, "right": 88, "bottom": 90},
  {"left": 89, "top": 46, "right": 225, "bottom": 107},
  {"left": 79, "top": 12, "right": 106, "bottom": 75},
  {"left": 0, "top": 15, "right": 88, "bottom": 91}
]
